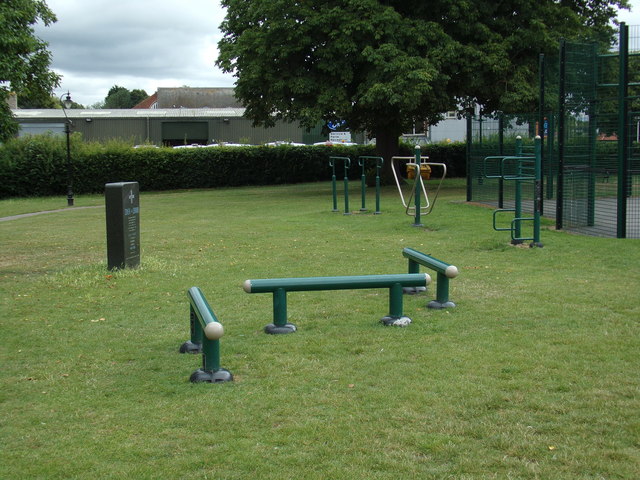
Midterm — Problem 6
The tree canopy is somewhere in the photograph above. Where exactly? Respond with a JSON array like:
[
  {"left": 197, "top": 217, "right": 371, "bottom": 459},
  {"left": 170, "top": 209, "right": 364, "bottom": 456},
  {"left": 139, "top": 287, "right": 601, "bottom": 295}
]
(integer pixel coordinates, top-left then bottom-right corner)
[
  {"left": 101, "top": 85, "right": 149, "bottom": 109},
  {"left": 0, "top": 0, "right": 60, "bottom": 142},
  {"left": 216, "top": 0, "right": 628, "bottom": 164}
]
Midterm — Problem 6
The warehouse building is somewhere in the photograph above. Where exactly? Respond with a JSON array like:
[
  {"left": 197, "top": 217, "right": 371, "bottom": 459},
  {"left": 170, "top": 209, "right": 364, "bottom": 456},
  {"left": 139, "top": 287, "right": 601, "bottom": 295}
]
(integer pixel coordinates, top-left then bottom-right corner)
[{"left": 14, "top": 107, "right": 329, "bottom": 146}]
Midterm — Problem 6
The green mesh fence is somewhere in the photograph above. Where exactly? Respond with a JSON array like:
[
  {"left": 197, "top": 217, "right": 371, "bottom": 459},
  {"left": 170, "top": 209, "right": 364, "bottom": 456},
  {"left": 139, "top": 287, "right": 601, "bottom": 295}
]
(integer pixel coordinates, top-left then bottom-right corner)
[{"left": 467, "top": 24, "right": 640, "bottom": 239}]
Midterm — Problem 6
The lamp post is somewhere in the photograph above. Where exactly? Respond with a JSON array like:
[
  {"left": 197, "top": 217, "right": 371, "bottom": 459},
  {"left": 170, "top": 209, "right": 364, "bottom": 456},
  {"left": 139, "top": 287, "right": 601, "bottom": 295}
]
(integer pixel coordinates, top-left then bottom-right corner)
[{"left": 60, "top": 91, "right": 74, "bottom": 206}]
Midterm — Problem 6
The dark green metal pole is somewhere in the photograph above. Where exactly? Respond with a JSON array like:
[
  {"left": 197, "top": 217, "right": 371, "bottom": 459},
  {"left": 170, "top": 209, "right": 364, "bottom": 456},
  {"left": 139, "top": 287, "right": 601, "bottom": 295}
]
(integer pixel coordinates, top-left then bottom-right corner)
[
  {"left": 513, "top": 136, "right": 523, "bottom": 242},
  {"left": 343, "top": 158, "right": 351, "bottom": 215},
  {"left": 273, "top": 288, "right": 287, "bottom": 327},
  {"left": 413, "top": 146, "right": 422, "bottom": 227},
  {"left": 359, "top": 158, "right": 367, "bottom": 211},
  {"left": 466, "top": 113, "right": 473, "bottom": 202},
  {"left": 556, "top": 39, "right": 566, "bottom": 230},
  {"left": 617, "top": 23, "right": 629, "bottom": 238},
  {"left": 388, "top": 283, "right": 404, "bottom": 317},
  {"left": 375, "top": 158, "right": 383, "bottom": 214},
  {"left": 330, "top": 159, "right": 338, "bottom": 212},
  {"left": 539, "top": 53, "right": 546, "bottom": 214},
  {"left": 532, "top": 136, "right": 543, "bottom": 247}
]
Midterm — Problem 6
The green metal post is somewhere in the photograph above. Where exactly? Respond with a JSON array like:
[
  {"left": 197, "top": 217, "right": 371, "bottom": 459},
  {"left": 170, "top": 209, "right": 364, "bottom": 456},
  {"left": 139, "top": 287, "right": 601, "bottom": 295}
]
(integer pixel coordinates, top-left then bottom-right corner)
[
  {"left": 436, "top": 274, "right": 450, "bottom": 304},
  {"left": 190, "top": 305, "right": 203, "bottom": 346},
  {"left": 498, "top": 114, "right": 505, "bottom": 208},
  {"left": 539, "top": 53, "right": 546, "bottom": 214},
  {"left": 588, "top": 43, "right": 598, "bottom": 227},
  {"left": 466, "top": 113, "right": 473, "bottom": 202},
  {"left": 413, "top": 145, "right": 422, "bottom": 227},
  {"left": 359, "top": 158, "right": 367, "bottom": 211},
  {"left": 329, "top": 159, "right": 338, "bottom": 212},
  {"left": 273, "top": 288, "right": 287, "bottom": 327},
  {"left": 532, "top": 136, "right": 543, "bottom": 247},
  {"left": 202, "top": 332, "right": 220, "bottom": 372},
  {"left": 343, "top": 158, "right": 351, "bottom": 215},
  {"left": 557, "top": 38, "right": 566, "bottom": 230},
  {"left": 375, "top": 157, "right": 383, "bottom": 214},
  {"left": 388, "top": 283, "right": 404, "bottom": 317},
  {"left": 513, "top": 137, "right": 523, "bottom": 243},
  {"left": 617, "top": 23, "right": 629, "bottom": 238},
  {"left": 408, "top": 259, "right": 419, "bottom": 274}
]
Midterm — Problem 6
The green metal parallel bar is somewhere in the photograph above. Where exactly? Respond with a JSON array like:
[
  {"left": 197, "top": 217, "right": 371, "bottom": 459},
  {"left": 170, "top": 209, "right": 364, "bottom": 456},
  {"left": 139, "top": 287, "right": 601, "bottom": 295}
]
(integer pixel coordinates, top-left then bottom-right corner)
[
  {"left": 401, "top": 248, "right": 458, "bottom": 307},
  {"left": 244, "top": 273, "right": 431, "bottom": 329},
  {"left": 187, "top": 286, "right": 222, "bottom": 372},
  {"left": 244, "top": 273, "right": 430, "bottom": 294}
]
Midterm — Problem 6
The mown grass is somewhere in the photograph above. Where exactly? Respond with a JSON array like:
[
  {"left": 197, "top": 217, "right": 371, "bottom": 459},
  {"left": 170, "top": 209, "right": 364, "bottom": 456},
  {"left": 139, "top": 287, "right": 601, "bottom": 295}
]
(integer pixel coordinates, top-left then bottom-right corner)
[{"left": 1, "top": 180, "right": 639, "bottom": 479}]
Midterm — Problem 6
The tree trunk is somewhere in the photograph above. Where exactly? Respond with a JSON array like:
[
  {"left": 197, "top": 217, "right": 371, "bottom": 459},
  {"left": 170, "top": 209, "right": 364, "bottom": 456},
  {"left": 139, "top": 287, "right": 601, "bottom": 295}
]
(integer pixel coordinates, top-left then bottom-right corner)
[{"left": 374, "top": 129, "right": 401, "bottom": 185}]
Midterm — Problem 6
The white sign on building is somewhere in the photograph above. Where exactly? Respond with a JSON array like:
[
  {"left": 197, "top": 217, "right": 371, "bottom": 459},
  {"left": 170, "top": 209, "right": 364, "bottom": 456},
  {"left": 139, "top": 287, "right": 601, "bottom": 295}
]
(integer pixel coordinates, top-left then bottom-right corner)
[{"left": 329, "top": 131, "right": 352, "bottom": 143}]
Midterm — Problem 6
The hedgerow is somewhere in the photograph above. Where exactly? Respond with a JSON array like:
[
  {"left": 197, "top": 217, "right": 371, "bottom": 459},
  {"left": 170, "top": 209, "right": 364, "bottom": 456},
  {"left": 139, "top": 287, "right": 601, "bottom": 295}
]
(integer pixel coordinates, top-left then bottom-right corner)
[{"left": 0, "top": 135, "right": 466, "bottom": 198}]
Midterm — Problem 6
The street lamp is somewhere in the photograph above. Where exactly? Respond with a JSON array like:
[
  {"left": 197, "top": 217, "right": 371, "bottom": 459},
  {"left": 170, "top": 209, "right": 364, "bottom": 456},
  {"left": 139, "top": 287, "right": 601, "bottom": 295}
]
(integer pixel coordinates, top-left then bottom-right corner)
[{"left": 60, "top": 91, "right": 74, "bottom": 206}]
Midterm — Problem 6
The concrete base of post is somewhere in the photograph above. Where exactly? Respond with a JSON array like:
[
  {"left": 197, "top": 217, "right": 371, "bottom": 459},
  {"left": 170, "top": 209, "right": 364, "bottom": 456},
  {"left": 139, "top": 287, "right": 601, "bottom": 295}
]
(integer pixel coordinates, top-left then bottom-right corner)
[
  {"left": 427, "top": 300, "right": 456, "bottom": 309},
  {"left": 190, "top": 368, "right": 233, "bottom": 383},
  {"left": 403, "top": 286, "right": 427, "bottom": 295},
  {"left": 264, "top": 323, "right": 297, "bottom": 334},
  {"left": 179, "top": 340, "right": 202, "bottom": 354},
  {"left": 529, "top": 242, "right": 544, "bottom": 248},
  {"left": 380, "top": 315, "right": 412, "bottom": 327}
]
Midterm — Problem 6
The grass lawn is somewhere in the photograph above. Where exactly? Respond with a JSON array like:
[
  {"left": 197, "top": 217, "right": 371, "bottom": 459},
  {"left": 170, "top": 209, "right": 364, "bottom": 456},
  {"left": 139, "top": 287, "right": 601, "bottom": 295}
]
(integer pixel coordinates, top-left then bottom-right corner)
[{"left": 1, "top": 180, "right": 639, "bottom": 479}]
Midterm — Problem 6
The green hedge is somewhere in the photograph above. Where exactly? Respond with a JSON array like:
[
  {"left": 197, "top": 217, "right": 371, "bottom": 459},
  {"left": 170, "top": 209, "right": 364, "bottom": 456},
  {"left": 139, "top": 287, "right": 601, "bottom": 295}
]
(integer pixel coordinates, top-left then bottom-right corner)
[{"left": 0, "top": 135, "right": 466, "bottom": 198}]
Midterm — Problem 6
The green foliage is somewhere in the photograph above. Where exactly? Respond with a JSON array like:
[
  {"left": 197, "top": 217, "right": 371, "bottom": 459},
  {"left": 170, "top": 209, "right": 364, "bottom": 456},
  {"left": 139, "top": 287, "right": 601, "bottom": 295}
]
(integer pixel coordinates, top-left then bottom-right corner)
[
  {"left": 102, "top": 85, "right": 149, "bottom": 109},
  {"left": 0, "top": 136, "right": 467, "bottom": 198},
  {"left": 217, "top": 0, "right": 625, "bottom": 140},
  {"left": 0, "top": 0, "right": 60, "bottom": 142}
]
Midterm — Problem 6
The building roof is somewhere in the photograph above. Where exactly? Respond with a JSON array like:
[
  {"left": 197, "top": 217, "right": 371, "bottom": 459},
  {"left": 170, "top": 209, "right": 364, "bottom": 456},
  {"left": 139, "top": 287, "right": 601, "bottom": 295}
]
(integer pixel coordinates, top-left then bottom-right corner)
[
  {"left": 14, "top": 108, "right": 246, "bottom": 120},
  {"left": 132, "top": 92, "right": 158, "bottom": 109}
]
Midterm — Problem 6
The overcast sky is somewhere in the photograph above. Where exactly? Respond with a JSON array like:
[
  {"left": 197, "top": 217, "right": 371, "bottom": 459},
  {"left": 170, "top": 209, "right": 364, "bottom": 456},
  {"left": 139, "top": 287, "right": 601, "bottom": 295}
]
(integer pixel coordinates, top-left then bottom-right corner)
[{"left": 34, "top": 0, "right": 640, "bottom": 108}]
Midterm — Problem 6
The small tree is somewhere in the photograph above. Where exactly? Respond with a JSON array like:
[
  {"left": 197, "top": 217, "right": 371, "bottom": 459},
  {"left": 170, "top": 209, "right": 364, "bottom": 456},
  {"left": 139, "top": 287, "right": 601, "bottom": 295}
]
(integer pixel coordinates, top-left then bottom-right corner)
[{"left": 0, "top": 0, "right": 60, "bottom": 142}]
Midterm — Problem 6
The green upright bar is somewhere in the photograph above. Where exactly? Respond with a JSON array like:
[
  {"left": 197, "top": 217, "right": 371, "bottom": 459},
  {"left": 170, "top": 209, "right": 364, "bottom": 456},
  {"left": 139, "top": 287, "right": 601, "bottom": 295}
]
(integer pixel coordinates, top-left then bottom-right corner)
[
  {"left": 190, "top": 305, "right": 203, "bottom": 345},
  {"left": 413, "top": 145, "right": 422, "bottom": 227},
  {"left": 388, "top": 283, "right": 404, "bottom": 317},
  {"left": 375, "top": 159, "right": 382, "bottom": 214},
  {"left": 273, "top": 288, "right": 288, "bottom": 327},
  {"left": 617, "top": 23, "right": 629, "bottom": 238},
  {"left": 359, "top": 158, "right": 367, "bottom": 211},
  {"left": 343, "top": 158, "right": 351, "bottom": 215},
  {"left": 513, "top": 137, "right": 523, "bottom": 243},
  {"left": 436, "top": 274, "right": 450, "bottom": 304},
  {"left": 329, "top": 159, "right": 338, "bottom": 212},
  {"left": 533, "top": 136, "right": 543, "bottom": 247}
]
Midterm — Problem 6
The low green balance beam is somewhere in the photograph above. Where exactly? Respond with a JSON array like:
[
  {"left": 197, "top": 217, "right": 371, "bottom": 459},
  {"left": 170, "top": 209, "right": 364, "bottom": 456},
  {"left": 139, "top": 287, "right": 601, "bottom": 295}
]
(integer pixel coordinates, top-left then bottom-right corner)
[
  {"left": 402, "top": 248, "right": 459, "bottom": 309},
  {"left": 179, "top": 287, "right": 233, "bottom": 383},
  {"left": 243, "top": 273, "right": 431, "bottom": 334}
]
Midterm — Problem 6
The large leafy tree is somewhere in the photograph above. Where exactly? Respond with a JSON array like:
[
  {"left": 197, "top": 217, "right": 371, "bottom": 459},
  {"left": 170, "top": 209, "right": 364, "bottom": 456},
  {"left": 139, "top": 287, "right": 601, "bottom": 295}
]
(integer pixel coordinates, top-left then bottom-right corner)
[
  {"left": 0, "top": 0, "right": 60, "bottom": 142},
  {"left": 217, "top": 0, "right": 627, "bottom": 174}
]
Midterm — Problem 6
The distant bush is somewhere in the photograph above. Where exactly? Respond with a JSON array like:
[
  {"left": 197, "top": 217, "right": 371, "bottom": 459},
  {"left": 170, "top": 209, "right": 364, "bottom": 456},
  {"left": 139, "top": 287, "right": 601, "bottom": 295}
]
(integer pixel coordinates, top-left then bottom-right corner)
[{"left": 0, "top": 135, "right": 467, "bottom": 198}]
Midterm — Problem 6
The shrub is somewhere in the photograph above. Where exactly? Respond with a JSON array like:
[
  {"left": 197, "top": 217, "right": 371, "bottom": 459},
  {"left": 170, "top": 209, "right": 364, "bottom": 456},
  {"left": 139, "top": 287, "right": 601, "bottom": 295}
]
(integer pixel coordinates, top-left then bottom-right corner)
[{"left": 0, "top": 136, "right": 467, "bottom": 198}]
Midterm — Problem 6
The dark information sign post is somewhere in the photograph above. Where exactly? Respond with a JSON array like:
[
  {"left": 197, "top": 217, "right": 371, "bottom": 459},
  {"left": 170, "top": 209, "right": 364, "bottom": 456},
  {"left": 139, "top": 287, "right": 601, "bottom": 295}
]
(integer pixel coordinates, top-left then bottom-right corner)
[{"left": 105, "top": 182, "right": 140, "bottom": 270}]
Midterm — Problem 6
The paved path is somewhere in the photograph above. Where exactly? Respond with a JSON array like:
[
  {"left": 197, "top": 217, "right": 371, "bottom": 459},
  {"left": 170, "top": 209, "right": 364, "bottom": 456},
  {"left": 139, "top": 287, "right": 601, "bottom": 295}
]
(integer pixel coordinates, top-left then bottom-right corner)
[{"left": 0, "top": 205, "right": 103, "bottom": 222}]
